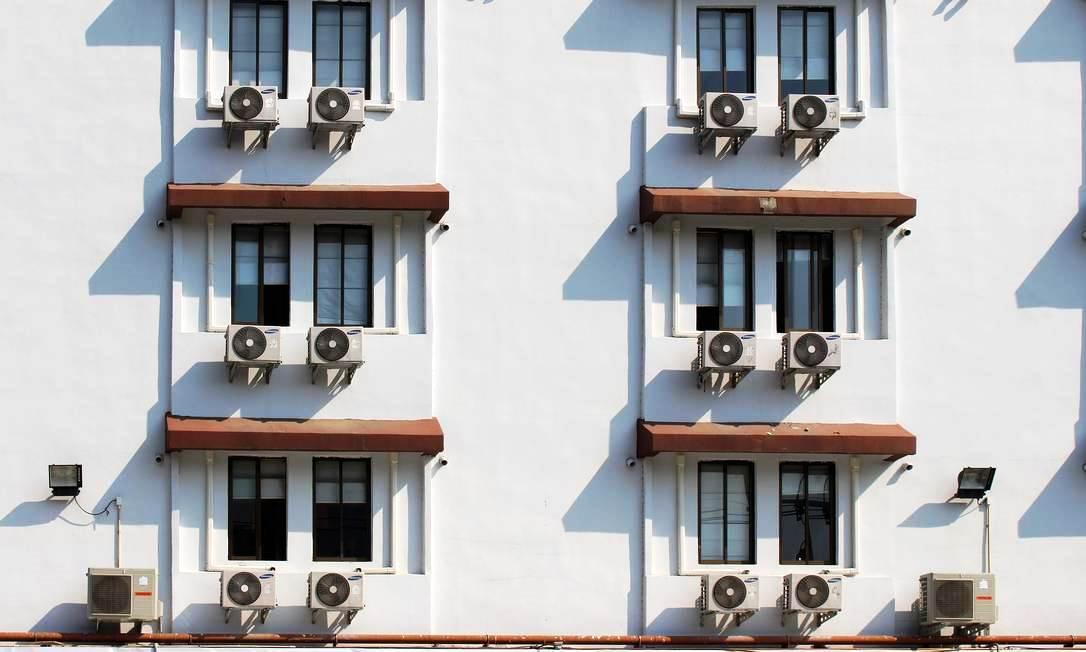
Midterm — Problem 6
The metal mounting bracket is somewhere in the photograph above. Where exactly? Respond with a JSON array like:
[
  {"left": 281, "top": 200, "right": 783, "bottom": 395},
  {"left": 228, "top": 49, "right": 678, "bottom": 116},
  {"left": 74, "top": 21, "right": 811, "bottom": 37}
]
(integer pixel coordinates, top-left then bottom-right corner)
[
  {"left": 259, "top": 608, "right": 271, "bottom": 624},
  {"left": 223, "top": 607, "right": 232, "bottom": 624}
]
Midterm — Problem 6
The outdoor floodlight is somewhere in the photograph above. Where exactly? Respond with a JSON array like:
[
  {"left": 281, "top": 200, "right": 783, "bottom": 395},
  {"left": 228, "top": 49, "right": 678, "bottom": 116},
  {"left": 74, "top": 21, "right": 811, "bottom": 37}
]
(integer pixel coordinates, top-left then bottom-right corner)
[
  {"left": 955, "top": 466, "right": 995, "bottom": 500},
  {"left": 49, "top": 464, "right": 82, "bottom": 497}
]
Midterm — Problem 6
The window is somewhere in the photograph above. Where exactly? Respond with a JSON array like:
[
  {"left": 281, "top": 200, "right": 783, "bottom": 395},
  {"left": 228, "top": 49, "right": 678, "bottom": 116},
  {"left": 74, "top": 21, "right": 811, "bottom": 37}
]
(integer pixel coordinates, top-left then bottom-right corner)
[
  {"left": 233, "top": 224, "right": 290, "bottom": 326},
  {"left": 698, "top": 461, "right": 755, "bottom": 564},
  {"left": 776, "top": 231, "right": 833, "bottom": 333},
  {"left": 314, "top": 225, "right": 373, "bottom": 327},
  {"left": 778, "top": 7, "right": 835, "bottom": 96},
  {"left": 779, "top": 462, "right": 836, "bottom": 564},
  {"left": 697, "top": 8, "right": 755, "bottom": 94},
  {"left": 313, "top": 459, "right": 372, "bottom": 561},
  {"left": 229, "top": 457, "right": 287, "bottom": 561},
  {"left": 696, "top": 229, "right": 753, "bottom": 332},
  {"left": 230, "top": 1, "right": 288, "bottom": 98},
  {"left": 313, "top": 2, "right": 371, "bottom": 97}
]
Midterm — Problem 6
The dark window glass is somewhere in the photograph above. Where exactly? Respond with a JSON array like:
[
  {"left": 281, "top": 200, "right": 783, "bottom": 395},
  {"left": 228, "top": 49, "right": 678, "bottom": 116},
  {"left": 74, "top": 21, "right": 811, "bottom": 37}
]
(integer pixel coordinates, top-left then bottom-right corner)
[
  {"left": 313, "top": 458, "right": 372, "bottom": 561},
  {"left": 696, "top": 230, "right": 753, "bottom": 332},
  {"left": 313, "top": 2, "right": 371, "bottom": 96},
  {"left": 698, "top": 461, "right": 755, "bottom": 564},
  {"left": 698, "top": 8, "right": 755, "bottom": 94},
  {"left": 778, "top": 7, "right": 835, "bottom": 96},
  {"left": 232, "top": 224, "right": 290, "bottom": 326},
  {"left": 780, "top": 462, "right": 836, "bottom": 564},
  {"left": 314, "top": 225, "right": 372, "bottom": 327},
  {"left": 776, "top": 231, "right": 834, "bottom": 333},
  {"left": 229, "top": 457, "right": 287, "bottom": 561},
  {"left": 231, "top": 1, "right": 288, "bottom": 98}
]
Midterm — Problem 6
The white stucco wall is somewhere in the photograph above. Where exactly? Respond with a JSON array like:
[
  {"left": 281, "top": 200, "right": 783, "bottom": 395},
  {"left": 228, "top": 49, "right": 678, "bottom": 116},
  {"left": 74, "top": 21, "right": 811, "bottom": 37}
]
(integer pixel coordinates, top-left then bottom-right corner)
[{"left": 0, "top": 0, "right": 1083, "bottom": 641}]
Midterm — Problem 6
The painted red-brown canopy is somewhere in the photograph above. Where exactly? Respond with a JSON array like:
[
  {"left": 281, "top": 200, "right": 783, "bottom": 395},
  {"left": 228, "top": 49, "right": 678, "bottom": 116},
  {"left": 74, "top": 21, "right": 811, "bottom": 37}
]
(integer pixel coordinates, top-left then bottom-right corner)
[
  {"left": 165, "top": 413, "right": 444, "bottom": 454},
  {"left": 166, "top": 183, "right": 450, "bottom": 222},
  {"left": 637, "top": 420, "right": 915, "bottom": 460},
  {"left": 640, "top": 186, "right": 916, "bottom": 228}
]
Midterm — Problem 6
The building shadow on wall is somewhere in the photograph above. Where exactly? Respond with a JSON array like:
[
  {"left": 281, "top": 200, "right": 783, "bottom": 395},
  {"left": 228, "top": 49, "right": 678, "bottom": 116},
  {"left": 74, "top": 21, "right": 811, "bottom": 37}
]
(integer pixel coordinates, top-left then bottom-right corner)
[
  {"left": 1012, "top": 0, "right": 1086, "bottom": 538},
  {"left": 558, "top": 110, "right": 645, "bottom": 632},
  {"left": 932, "top": 0, "right": 968, "bottom": 21}
]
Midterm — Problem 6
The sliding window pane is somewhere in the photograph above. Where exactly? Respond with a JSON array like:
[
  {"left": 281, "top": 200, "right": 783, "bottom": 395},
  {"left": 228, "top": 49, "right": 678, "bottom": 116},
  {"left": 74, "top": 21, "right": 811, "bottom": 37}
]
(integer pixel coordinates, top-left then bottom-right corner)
[
  {"left": 720, "top": 231, "right": 749, "bottom": 330},
  {"left": 315, "top": 228, "right": 343, "bottom": 325},
  {"left": 724, "top": 465, "right": 752, "bottom": 562},
  {"left": 723, "top": 12, "right": 749, "bottom": 93},
  {"left": 699, "top": 465, "right": 725, "bottom": 562},
  {"left": 342, "top": 6, "right": 368, "bottom": 88},
  {"left": 698, "top": 10, "right": 723, "bottom": 94},
  {"left": 262, "top": 225, "right": 290, "bottom": 326},
  {"left": 806, "top": 11, "right": 831, "bottom": 94},
  {"left": 231, "top": 3, "right": 258, "bottom": 85},
  {"left": 314, "top": 5, "right": 341, "bottom": 86},
  {"left": 780, "top": 10, "right": 804, "bottom": 95},
  {"left": 233, "top": 226, "right": 260, "bottom": 324},
  {"left": 258, "top": 4, "right": 285, "bottom": 90}
]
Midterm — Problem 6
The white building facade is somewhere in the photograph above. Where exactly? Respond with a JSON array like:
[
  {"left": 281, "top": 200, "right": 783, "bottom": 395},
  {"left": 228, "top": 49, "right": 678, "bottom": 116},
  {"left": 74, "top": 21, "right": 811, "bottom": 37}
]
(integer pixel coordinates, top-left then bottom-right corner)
[{"left": 0, "top": 0, "right": 1084, "bottom": 642}]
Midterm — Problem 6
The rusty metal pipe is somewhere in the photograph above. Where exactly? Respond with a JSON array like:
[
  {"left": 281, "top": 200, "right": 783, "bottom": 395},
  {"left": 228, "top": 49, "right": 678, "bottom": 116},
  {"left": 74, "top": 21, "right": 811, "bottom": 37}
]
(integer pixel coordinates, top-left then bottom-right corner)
[{"left": 0, "top": 632, "right": 1082, "bottom": 647}]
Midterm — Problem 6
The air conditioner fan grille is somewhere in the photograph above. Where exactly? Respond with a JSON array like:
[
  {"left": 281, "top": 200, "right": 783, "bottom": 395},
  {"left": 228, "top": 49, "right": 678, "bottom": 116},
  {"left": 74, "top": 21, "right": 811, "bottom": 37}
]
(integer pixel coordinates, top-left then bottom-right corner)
[
  {"left": 795, "top": 575, "right": 830, "bottom": 609},
  {"left": 315, "top": 573, "right": 351, "bottom": 607},
  {"left": 934, "top": 579, "right": 973, "bottom": 620},
  {"left": 315, "top": 328, "right": 350, "bottom": 362},
  {"left": 227, "top": 571, "right": 262, "bottom": 607},
  {"left": 709, "top": 332, "right": 744, "bottom": 367},
  {"left": 712, "top": 576, "right": 748, "bottom": 610},
  {"left": 232, "top": 327, "right": 267, "bottom": 361},
  {"left": 710, "top": 94, "right": 745, "bottom": 128},
  {"left": 316, "top": 88, "right": 351, "bottom": 121},
  {"left": 793, "top": 333, "right": 829, "bottom": 367},
  {"left": 90, "top": 575, "right": 132, "bottom": 615},
  {"left": 229, "top": 87, "right": 264, "bottom": 121},
  {"left": 793, "top": 95, "right": 827, "bottom": 130}
]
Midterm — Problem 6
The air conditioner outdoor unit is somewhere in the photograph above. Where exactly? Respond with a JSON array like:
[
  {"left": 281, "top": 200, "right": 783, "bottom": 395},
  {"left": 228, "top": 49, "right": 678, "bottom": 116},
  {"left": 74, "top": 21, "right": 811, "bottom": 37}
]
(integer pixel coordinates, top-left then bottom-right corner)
[
  {"left": 701, "top": 93, "right": 758, "bottom": 131},
  {"left": 783, "top": 573, "right": 842, "bottom": 625},
  {"left": 697, "top": 331, "right": 756, "bottom": 389},
  {"left": 702, "top": 574, "right": 760, "bottom": 615},
  {"left": 779, "top": 94, "right": 840, "bottom": 157},
  {"left": 918, "top": 573, "right": 997, "bottom": 635},
  {"left": 782, "top": 331, "right": 841, "bottom": 389},
  {"left": 87, "top": 568, "right": 159, "bottom": 624},
  {"left": 221, "top": 569, "right": 277, "bottom": 623},
  {"left": 225, "top": 325, "right": 282, "bottom": 383},
  {"left": 309, "top": 571, "right": 365, "bottom": 624},
  {"left": 697, "top": 92, "right": 758, "bottom": 155},
  {"left": 308, "top": 326, "right": 365, "bottom": 384},
  {"left": 222, "top": 85, "right": 279, "bottom": 148},
  {"left": 308, "top": 87, "right": 366, "bottom": 150},
  {"left": 783, "top": 94, "right": 840, "bottom": 133},
  {"left": 784, "top": 331, "right": 842, "bottom": 371}
]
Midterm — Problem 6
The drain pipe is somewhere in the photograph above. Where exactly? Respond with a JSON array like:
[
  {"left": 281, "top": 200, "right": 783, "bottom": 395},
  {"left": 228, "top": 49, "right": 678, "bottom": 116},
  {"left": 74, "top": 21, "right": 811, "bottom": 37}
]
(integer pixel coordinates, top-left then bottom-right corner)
[
  {"left": 673, "top": 0, "right": 698, "bottom": 119},
  {"left": 982, "top": 497, "right": 992, "bottom": 573},
  {"left": 206, "top": 213, "right": 225, "bottom": 333},
  {"left": 851, "top": 228, "right": 865, "bottom": 339},
  {"left": 366, "top": 0, "right": 398, "bottom": 112},
  {"left": 114, "top": 498, "right": 122, "bottom": 568},
  {"left": 671, "top": 221, "right": 699, "bottom": 338},
  {"left": 369, "top": 215, "right": 402, "bottom": 335},
  {"left": 848, "top": 456, "right": 861, "bottom": 574}
]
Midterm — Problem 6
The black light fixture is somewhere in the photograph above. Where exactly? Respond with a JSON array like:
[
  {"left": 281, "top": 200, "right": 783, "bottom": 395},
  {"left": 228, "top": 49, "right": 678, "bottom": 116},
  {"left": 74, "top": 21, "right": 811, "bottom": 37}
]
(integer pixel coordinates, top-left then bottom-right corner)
[
  {"left": 48, "top": 464, "right": 83, "bottom": 497},
  {"left": 955, "top": 466, "right": 996, "bottom": 500}
]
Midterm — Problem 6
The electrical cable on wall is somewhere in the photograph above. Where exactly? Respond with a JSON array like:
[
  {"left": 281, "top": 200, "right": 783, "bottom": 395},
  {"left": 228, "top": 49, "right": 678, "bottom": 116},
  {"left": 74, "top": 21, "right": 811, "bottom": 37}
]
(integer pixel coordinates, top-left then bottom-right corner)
[{"left": 72, "top": 496, "right": 117, "bottom": 517}]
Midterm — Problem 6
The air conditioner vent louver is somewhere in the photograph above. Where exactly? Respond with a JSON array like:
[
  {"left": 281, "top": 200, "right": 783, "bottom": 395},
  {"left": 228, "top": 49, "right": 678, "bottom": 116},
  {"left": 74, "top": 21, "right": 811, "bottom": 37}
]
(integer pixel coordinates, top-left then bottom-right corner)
[
  {"left": 795, "top": 574, "right": 830, "bottom": 609},
  {"left": 315, "top": 328, "right": 350, "bottom": 362},
  {"left": 226, "top": 571, "right": 262, "bottom": 607},
  {"left": 935, "top": 579, "right": 973, "bottom": 620},
  {"left": 712, "top": 576, "right": 747, "bottom": 610},
  {"left": 232, "top": 327, "right": 267, "bottom": 361},
  {"left": 229, "top": 87, "right": 264, "bottom": 121},
  {"left": 792, "top": 95, "right": 828, "bottom": 129},
  {"left": 710, "top": 94, "right": 745, "bottom": 128},
  {"left": 315, "top": 573, "right": 351, "bottom": 607},
  {"left": 316, "top": 88, "right": 351, "bottom": 121},
  {"left": 89, "top": 575, "right": 131, "bottom": 616}
]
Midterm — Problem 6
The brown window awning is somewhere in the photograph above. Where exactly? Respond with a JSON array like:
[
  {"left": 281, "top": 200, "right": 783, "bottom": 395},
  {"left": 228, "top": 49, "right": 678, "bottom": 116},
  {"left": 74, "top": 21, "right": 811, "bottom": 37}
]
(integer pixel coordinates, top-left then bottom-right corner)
[
  {"left": 640, "top": 186, "right": 916, "bottom": 228},
  {"left": 166, "top": 183, "right": 450, "bottom": 223},
  {"left": 165, "top": 413, "right": 444, "bottom": 454},
  {"left": 637, "top": 420, "right": 915, "bottom": 461}
]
